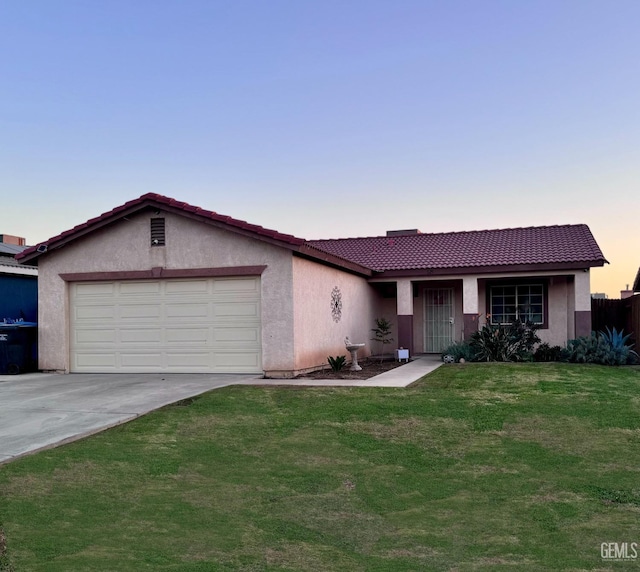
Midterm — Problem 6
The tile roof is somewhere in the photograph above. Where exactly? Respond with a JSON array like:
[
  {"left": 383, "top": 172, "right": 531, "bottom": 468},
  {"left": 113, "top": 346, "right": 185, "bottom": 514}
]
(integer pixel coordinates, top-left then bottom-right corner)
[
  {"left": 0, "top": 255, "right": 24, "bottom": 268},
  {"left": 15, "top": 193, "right": 607, "bottom": 275},
  {"left": 633, "top": 267, "right": 640, "bottom": 293},
  {"left": 0, "top": 244, "right": 38, "bottom": 276},
  {"left": 0, "top": 243, "right": 37, "bottom": 274},
  {"left": 307, "top": 225, "right": 607, "bottom": 272}
]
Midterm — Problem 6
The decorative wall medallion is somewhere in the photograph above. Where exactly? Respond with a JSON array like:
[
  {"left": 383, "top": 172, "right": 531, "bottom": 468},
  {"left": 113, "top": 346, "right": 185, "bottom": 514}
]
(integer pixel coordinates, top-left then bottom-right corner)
[{"left": 331, "top": 286, "right": 343, "bottom": 323}]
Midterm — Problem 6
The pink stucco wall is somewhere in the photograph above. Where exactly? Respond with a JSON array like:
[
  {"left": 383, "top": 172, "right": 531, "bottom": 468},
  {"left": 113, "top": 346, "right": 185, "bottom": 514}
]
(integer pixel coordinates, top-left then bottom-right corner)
[
  {"left": 290, "top": 257, "right": 381, "bottom": 374},
  {"left": 36, "top": 210, "right": 296, "bottom": 373}
]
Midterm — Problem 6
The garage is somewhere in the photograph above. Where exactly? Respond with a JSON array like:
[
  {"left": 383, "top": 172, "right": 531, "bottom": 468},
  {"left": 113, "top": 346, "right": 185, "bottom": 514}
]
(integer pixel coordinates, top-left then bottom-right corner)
[{"left": 70, "top": 277, "right": 262, "bottom": 373}]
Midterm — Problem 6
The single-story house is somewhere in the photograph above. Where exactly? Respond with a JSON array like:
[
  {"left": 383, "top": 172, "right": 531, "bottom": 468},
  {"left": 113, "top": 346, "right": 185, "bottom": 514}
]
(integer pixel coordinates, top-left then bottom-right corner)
[
  {"left": 0, "top": 235, "right": 38, "bottom": 322},
  {"left": 16, "top": 193, "right": 607, "bottom": 376}
]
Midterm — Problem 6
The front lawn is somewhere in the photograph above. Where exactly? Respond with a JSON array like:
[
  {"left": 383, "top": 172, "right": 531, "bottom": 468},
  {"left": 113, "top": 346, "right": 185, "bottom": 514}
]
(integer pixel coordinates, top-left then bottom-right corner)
[{"left": 1, "top": 363, "right": 639, "bottom": 571}]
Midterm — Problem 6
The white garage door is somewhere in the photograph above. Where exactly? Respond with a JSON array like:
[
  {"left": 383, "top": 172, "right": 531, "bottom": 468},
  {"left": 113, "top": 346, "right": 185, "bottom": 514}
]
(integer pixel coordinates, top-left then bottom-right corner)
[{"left": 70, "top": 277, "right": 262, "bottom": 373}]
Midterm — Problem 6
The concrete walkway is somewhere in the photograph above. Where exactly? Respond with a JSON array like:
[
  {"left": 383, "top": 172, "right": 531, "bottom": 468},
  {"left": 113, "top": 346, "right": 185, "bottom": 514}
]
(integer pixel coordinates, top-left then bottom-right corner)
[
  {"left": 245, "top": 354, "right": 442, "bottom": 387},
  {"left": 0, "top": 356, "right": 442, "bottom": 465}
]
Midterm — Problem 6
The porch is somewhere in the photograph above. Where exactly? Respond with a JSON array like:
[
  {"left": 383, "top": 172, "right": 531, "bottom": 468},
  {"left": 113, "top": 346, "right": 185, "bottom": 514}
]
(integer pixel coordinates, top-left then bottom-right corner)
[{"left": 370, "top": 271, "right": 593, "bottom": 355}]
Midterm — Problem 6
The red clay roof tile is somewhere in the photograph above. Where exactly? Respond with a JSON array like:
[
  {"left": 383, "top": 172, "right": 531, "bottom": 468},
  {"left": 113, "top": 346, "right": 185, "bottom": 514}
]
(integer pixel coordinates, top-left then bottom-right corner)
[
  {"left": 308, "top": 225, "right": 607, "bottom": 271},
  {"left": 15, "top": 193, "right": 607, "bottom": 275}
]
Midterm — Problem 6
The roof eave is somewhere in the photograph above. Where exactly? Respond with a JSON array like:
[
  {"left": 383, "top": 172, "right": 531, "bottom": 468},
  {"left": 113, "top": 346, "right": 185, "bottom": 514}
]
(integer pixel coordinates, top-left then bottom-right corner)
[
  {"left": 370, "top": 260, "right": 608, "bottom": 278},
  {"left": 296, "top": 244, "right": 373, "bottom": 277},
  {"left": 0, "top": 262, "right": 38, "bottom": 276}
]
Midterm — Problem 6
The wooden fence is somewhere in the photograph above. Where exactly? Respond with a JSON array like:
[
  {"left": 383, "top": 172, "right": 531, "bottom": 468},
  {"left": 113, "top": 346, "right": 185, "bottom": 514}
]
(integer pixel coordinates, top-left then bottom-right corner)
[
  {"left": 629, "top": 295, "right": 640, "bottom": 346},
  {"left": 591, "top": 296, "right": 640, "bottom": 345}
]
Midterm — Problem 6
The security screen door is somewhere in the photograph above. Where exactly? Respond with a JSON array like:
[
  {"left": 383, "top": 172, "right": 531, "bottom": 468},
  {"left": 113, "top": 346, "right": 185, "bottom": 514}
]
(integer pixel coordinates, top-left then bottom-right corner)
[{"left": 424, "top": 288, "right": 454, "bottom": 353}]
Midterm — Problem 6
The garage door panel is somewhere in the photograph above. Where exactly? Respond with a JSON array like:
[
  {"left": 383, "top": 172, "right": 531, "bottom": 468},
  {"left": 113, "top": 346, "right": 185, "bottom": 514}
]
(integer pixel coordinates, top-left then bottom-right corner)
[
  {"left": 119, "top": 282, "right": 161, "bottom": 295},
  {"left": 213, "top": 327, "right": 259, "bottom": 343},
  {"left": 166, "top": 352, "right": 212, "bottom": 368},
  {"left": 214, "top": 302, "right": 259, "bottom": 317},
  {"left": 70, "top": 277, "right": 261, "bottom": 373},
  {"left": 166, "top": 328, "right": 209, "bottom": 344},
  {"left": 75, "top": 353, "right": 117, "bottom": 369},
  {"left": 120, "top": 329, "right": 163, "bottom": 344},
  {"left": 74, "top": 328, "right": 117, "bottom": 344},
  {"left": 75, "top": 305, "right": 116, "bottom": 320},
  {"left": 165, "top": 303, "right": 210, "bottom": 319},
  {"left": 75, "top": 283, "right": 116, "bottom": 297},
  {"left": 120, "top": 353, "right": 164, "bottom": 368},
  {"left": 165, "top": 280, "right": 209, "bottom": 295},
  {"left": 119, "top": 304, "right": 162, "bottom": 320}
]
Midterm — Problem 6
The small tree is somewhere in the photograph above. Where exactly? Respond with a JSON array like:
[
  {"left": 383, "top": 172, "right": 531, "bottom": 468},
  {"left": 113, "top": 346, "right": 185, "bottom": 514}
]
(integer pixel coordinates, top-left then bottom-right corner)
[{"left": 371, "top": 317, "right": 393, "bottom": 362}]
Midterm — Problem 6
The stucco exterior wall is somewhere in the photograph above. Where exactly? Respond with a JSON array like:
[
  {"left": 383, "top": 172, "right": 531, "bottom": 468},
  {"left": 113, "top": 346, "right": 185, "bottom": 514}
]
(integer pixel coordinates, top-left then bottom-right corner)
[
  {"left": 291, "top": 256, "right": 379, "bottom": 373},
  {"left": 36, "top": 211, "right": 295, "bottom": 373},
  {"left": 567, "top": 276, "right": 576, "bottom": 339},
  {"left": 539, "top": 277, "right": 570, "bottom": 346},
  {"left": 377, "top": 297, "right": 399, "bottom": 349}
]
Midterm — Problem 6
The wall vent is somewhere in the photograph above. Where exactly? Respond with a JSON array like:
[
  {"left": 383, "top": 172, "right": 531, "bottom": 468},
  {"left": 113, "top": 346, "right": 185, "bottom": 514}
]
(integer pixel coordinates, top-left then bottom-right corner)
[{"left": 150, "top": 218, "right": 165, "bottom": 246}]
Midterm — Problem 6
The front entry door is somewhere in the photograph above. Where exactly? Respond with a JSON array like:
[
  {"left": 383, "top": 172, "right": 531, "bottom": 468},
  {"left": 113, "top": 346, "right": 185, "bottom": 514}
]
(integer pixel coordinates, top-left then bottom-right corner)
[{"left": 424, "top": 288, "right": 454, "bottom": 353}]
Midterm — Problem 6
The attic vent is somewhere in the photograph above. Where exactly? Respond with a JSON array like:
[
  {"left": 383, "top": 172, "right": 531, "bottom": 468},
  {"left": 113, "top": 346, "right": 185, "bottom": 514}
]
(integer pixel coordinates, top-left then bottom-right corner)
[{"left": 150, "top": 218, "right": 165, "bottom": 246}]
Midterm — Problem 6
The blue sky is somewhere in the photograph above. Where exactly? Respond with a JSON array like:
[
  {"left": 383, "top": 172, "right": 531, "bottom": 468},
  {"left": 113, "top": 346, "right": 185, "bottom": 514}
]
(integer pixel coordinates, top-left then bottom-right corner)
[{"left": 1, "top": 0, "right": 638, "bottom": 296}]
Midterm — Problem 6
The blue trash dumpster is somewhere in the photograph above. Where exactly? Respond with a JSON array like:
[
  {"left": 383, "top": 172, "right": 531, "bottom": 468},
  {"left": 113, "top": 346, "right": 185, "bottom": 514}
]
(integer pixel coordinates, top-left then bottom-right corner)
[{"left": 0, "top": 321, "right": 38, "bottom": 374}]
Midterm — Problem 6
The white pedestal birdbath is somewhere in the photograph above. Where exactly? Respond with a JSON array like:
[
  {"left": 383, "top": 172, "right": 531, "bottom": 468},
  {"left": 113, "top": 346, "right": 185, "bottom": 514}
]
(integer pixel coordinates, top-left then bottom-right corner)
[{"left": 344, "top": 337, "right": 365, "bottom": 371}]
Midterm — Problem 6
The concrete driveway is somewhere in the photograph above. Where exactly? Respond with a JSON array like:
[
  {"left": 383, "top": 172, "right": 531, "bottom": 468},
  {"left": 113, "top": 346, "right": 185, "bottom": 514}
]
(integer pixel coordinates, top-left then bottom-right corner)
[
  {"left": 0, "top": 357, "right": 441, "bottom": 466},
  {"left": 0, "top": 372, "right": 260, "bottom": 464}
]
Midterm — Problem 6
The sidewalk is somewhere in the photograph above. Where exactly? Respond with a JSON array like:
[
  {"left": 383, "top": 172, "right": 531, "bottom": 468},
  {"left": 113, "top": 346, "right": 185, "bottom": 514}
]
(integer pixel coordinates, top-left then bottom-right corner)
[{"left": 240, "top": 354, "right": 443, "bottom": 388}]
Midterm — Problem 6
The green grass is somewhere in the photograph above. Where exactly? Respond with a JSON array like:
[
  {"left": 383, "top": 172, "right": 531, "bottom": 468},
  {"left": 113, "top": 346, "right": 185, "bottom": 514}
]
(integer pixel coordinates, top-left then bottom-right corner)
[{"left": 1, "top": 363, "right": 640, "bottom": 571}]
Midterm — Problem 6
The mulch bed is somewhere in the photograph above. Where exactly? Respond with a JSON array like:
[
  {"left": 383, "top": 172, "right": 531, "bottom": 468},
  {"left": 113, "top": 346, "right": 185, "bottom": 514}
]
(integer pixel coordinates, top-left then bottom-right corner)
[{"left": 296, "top": 357, "right": 409, "bottom": 380}]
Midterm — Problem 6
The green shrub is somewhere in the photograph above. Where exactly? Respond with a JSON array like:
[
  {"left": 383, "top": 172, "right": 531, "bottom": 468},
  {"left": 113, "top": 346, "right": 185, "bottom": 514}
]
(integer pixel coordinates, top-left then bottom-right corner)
[
  {"left": 327, "top": 355, "right": 347, "bottom": 372},
  {"left": 564, "top": 328, "right": 637, "bottom": 365},
  {"left": 470, "top": 320, "right": 540, "bottom": 362},
  {"left": 442, "top": 341, "right": 476, "bottom": 363},
  {"left": 533, "top": 343, "right": 564, "bottom": 362}
]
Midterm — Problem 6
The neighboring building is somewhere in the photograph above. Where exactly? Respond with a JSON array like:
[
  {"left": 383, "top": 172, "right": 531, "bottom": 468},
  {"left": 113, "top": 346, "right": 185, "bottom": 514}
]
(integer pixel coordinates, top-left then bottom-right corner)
[
  {"left": 16, "top": 193, "right": 607, "bottom": 376},
  {"left": 0, "top": 235, "right": 38, "bottom": 322},
  {"left": 621, "top": 286, "right": 634, "bottom": 300},
  {"left": 591, "top": 293, "right": 608, "bottom": 300}
]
